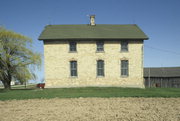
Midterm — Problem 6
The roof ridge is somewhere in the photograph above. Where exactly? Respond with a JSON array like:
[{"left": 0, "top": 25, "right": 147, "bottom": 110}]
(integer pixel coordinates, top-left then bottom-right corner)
[{"left": 45, "top": 24, "right": 137, "bottom": 27}]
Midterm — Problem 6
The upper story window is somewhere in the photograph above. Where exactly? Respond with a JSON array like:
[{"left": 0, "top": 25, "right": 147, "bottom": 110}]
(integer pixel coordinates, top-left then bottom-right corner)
[
  {"left": 121, "top": 60, "right": 129, "bottom": 76},
  {"left": 69, "top": 42, "right": 77, "bottom": 52},
  {"left": 97, "top": 60, "right": 104, "bottom": 77},
  {"left": 121, "top": 41, "right": 128, "bottom": 52},
  {"left": 96, "top": 41, "right": 104, "bottom": 52},
  {"left": 70, "top": 61, "right": 77, "bottom": 77}
]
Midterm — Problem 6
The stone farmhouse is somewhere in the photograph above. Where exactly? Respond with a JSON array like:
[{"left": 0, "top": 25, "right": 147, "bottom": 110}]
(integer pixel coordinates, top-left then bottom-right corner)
[{"left": 38, "top": 15, "right": 148, "bottom": 88}]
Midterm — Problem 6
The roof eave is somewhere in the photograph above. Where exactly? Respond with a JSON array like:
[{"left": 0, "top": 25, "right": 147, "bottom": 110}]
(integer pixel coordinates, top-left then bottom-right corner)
[
  {"left": 144, "top": 74, "right": 180, "bottom": 78},
  {"left": 38, "top": 37, "right": 149, "bottom": 41}
]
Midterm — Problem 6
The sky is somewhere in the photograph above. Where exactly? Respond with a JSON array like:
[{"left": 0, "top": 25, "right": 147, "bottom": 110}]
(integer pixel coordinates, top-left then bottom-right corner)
[{"left": 0, "top": 0, "right": 180, "bottom": 83}]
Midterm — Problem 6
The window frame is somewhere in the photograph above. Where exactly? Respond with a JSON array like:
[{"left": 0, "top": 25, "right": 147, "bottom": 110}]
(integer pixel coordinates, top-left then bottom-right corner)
[
  {"left": 96, "top": 41, "right": 104, "bottom": 52},
  {"left": 69, "top": 41, "right": 77, "bottom": 52},
  {"left": 97, "top": 60, "right": 104, "bottom": 77},
  {"left": 121, "top": 60, "right": 129, "bottom": 77},
  {"left": 121, "top": 41, "right": 128, "bottom": 52},
  {"left": 70, "top": 61, "right": 77, "bottom": 77}
]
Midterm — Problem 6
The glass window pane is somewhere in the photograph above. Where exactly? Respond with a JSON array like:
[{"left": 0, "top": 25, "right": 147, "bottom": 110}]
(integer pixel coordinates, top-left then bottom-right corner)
[
  {"left": 70, "top": 42, "right": 76, "bottom": 51},
  {"left": 97, "top": 60, "right": 104, "bottom": 76},
  {"left": 121, "top": 41, "right": 128, "bottom": 52},
  {"left": 97, "top": 41, "right": 104, "bottom": 51},
  {"left": 71, "top": 70, "right": 73, "bottom": 76},
  {"left": 98, "top": 69, "right": 101, "bottom": 76},
  {"left": 101, "top": 69, "right": 104, "bottom": 76},
  {"left": 70, "top": 61, "right": 77, "bottom": 76},
  {"left": 121, "top": 60, "right": 128, "bottom": 76}
]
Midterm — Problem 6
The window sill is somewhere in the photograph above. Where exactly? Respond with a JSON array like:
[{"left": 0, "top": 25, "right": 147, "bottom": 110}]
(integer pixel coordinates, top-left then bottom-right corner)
[
  {"left": 97, "top": 76, "right": 105, "bottom": 78},
  {"left": 96, "top": 51, "right": 105, "bottom": 53},
  {"left": 70, "top": 76, "right": 78, "bottom": 78},
  {"left": 121, "top": 75, "right": 129, "bottom": 78},
  {"left": 120, "top": 51, "right": 128, "bottom": 53},
  {"left": 69, "top": 51, "right": 77, "bottom": 53}
]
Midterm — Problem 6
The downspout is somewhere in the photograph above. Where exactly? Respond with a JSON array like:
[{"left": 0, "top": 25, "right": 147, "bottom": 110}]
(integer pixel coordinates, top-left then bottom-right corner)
[{"left": 142, "top": 42, "right": 144, "bottom": 88}]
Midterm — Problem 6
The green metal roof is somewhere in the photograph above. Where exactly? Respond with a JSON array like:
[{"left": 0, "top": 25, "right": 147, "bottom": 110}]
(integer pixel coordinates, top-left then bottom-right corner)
[{"left": 38, "top": 24, "right": 148, "bottom": 40}]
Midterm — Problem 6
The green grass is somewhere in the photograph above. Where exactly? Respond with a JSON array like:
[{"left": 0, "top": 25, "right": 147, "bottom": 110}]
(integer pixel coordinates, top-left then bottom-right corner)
[{"left": 0, "top": 87, "right": 180, "bottom": 101}]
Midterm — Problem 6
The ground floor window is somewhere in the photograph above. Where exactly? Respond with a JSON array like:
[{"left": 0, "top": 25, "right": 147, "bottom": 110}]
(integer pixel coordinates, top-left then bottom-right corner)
[
  {"left": 70, "top": 61, "right": 77, "bottom": 77},
  {"left": 69, "top": 60, "right": 130, "bottom": 77},
  {"left": 121, "top": 60, "right": 129, "bottom": 76},
  {"left": 97, "top": 60, "right": 104, "bottom": 76}
]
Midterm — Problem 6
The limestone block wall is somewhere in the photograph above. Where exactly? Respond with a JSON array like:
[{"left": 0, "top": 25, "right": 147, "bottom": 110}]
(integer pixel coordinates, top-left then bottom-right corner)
[{"left": 43, "top": 40, "right": 144, "bottom": 88}]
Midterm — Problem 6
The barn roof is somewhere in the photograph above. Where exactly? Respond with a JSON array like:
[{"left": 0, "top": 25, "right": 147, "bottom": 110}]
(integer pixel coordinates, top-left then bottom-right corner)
[
  {"left": 38, "top": 24, "right": 148, "bottom": 40},
  {"left": 144, "top": 67, "right": 180, "bottom": 78}
]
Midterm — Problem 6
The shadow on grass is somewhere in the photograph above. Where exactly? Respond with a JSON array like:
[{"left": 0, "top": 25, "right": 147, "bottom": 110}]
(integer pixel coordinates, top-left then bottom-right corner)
[{"left": 0, "top": 88, "right": 39, "bottom": 93}]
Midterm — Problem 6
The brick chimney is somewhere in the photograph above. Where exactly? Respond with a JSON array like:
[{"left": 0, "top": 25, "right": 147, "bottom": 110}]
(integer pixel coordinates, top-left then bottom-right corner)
[{"left": 90, "top": 15, "right": 95, "bottom": 26}]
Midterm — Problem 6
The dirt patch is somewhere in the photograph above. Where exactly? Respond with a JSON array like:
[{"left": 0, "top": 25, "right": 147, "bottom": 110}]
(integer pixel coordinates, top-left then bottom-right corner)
[{"left": 0, "top": 98, "right": 180, "bottom": 121}]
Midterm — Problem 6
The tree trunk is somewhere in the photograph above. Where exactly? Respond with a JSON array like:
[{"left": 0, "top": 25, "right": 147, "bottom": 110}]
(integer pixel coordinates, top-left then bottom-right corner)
[{"left": 2, "top": 80, "right": 11, "bottom": 90}]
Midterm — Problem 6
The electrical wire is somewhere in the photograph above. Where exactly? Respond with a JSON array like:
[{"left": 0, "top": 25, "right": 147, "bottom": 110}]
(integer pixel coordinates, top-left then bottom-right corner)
[{"left": 144, "top": 45, "right": 180, "bottom": 56}]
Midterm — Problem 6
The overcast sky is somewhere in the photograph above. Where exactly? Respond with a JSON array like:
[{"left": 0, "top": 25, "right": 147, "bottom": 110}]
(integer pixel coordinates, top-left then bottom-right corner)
[{"left": 1, "top": 0, "right": 180, "bottom": 82}]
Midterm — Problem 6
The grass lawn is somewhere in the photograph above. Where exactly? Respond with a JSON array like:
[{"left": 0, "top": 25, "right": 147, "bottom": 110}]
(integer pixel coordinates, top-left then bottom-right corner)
[{"left": 0, "top": 87, "right": 180, "bottom": 100}]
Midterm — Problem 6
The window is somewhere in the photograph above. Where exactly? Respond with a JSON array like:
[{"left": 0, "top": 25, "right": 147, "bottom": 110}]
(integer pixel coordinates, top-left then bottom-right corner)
[
  {"left": 121, "top": 41, "right": 128, "bottom": 52},
  {"left": 69, "top": 42, "right": 77, "bottom": 52},
  {"left": 121, "top": 60, "right": 128, "bottom": 76},
  {"left": 96, "top": 41, "right": 104, "bottom": 52},
  {"left": 70, "top": 61, "right": 77, "bottom": 77},
  {"left": 97, "top": 60, "right": 104, "bottom": 76}
]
